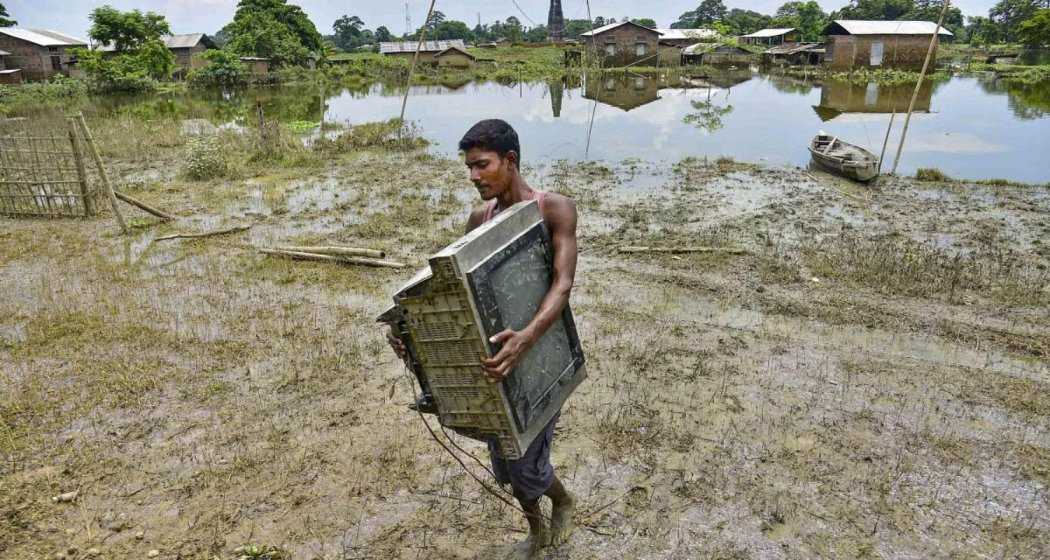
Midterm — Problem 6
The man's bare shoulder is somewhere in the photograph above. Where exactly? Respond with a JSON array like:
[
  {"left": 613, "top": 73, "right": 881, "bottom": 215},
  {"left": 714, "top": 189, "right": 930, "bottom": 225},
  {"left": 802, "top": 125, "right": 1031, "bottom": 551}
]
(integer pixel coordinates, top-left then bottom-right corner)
[
  {"left": 541, "top": 192, "right": 577, "bottom": 225},
  {"left": 465, "top": 204, "right": 488, "bottom": 233}
]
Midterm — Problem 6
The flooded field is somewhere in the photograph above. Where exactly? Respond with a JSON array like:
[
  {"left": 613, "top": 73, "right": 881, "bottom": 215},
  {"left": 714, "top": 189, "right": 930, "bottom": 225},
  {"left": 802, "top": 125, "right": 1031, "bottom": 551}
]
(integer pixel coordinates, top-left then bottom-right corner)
[
  {"left": 85, "top": 70, "right": 1050, "bottom": 184},
  {"left": 2, "top": 108, "right": 1049, "bottom": 558}
]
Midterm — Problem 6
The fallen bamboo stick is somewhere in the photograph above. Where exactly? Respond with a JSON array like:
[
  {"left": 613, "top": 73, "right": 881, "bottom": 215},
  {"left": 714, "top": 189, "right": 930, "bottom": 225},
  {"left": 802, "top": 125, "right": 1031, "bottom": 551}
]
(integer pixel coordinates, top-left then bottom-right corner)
[
  {"left": 273, "top": 245, "right": 385, "bottom": 259},
  {"left": 619, "top": 246, "right": 749, "bottom": 255},
  {"left": 114, "top": 190, "right": 174, "bottom": 220},
  {"left": 155, "top": 225, "right": 249, "bottom": 241},
  {"left": 261, "top": 248, "right": 405, "bottom": 268}
]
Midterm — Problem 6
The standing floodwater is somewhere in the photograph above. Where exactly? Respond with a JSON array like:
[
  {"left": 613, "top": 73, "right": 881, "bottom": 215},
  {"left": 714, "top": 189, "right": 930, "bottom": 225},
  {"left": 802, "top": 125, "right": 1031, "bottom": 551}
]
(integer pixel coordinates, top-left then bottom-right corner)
[{"left": 85, "top": 71, "right": 1050, "bottom": 184}]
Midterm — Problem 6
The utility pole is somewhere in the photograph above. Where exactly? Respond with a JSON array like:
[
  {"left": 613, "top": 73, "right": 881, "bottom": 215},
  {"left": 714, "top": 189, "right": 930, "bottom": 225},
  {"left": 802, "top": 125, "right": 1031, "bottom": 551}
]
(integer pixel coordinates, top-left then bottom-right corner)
[{"left": 405, "top": 2, "right": 411, "bottom": 36}]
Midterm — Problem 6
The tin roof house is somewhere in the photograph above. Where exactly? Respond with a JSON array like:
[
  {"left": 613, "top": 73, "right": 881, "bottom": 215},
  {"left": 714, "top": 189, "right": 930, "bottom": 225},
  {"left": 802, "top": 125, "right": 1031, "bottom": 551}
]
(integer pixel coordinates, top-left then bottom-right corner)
[
  {"left": 823, "top": 20, "right": 952, "bottom": 70},
  {"left": 740, "top": 28, "right": 800, "bottom": 45},
  {"left": 0, "top": 28, "right": 87, "bottom": 80},
  {"left": 380, "top": 40, "right": 467, "bottom": 64},
  {"left": 581, "top": 21, "right": 662, "bottom": 67}
]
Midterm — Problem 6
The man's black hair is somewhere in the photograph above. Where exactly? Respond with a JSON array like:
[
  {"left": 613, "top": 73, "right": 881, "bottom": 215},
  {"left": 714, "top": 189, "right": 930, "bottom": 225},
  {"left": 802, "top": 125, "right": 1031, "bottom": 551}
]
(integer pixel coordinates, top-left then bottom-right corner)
[{"left": 458, "top": 119, "right": 521, "bottom": 166}]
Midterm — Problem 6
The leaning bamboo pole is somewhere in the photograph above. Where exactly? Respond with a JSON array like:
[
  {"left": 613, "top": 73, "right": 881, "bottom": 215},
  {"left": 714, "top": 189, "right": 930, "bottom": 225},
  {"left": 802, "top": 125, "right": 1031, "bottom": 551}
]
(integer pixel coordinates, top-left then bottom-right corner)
[
  {"left": 398, "top": 0, "right": 439, "bottom": 126},
  {"left": 113, "top": 191, "right": 174, "bottom": 220},
  {"left": 877, "top": 107, "right": 896, "bottom": 175},
  {"left": 75, "top": 112, "right": 127, "bottom": 234},
  {"left": 890, "top": 1, "right": 951, "bottom": 175},
  {"left": 260, "top": 248, "right": 406, "bottom": 268},
  {"left": 273, "top": 245, "right": 385, "bottom": 259}
]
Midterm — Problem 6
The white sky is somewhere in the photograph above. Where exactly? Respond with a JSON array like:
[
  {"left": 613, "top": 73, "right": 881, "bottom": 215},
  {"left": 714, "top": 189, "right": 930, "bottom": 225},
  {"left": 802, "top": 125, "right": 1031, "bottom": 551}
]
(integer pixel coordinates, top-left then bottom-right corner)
[{"left": 7, "top": 0, "right": 994, "bottom": 40}]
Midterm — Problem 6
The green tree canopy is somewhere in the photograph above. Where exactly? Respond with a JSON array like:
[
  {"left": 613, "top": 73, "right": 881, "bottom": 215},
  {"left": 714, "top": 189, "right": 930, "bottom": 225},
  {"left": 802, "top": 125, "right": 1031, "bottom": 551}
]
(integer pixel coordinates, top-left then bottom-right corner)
[
  {"left": 723, "top": 9, "right": 773, "bottom": 35},
  {"left": 332, "top": 14, "right": 366, "bottom": 50},
  {"left": 990, "top": 0, "right": 1043, "bottom": 42},
  {"left": 773, "top": 1, "right": 829, "bottom": 41},
  {"left": 0, "top": 3, "right": 17, "bottom": 27},
  {"left": 1018, "top": 8, "right": 1050, "bottom": 45},
  {"left": 375, "top": 26, "right": 392, "bottom": 43},
  {"left": 631, "top": 18, "right": 658, "bottom": 28},
  {"left": 88, "top": 5, "right": 171, "bottom": 52},
  {"left": 226, "top": 0, "right": 322, "bottom": 66}
]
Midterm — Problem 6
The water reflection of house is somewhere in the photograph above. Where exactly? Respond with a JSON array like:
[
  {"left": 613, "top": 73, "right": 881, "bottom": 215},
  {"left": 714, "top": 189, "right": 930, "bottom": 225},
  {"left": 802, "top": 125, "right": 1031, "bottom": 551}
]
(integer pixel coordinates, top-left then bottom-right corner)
[
  {"left": 580, "top": 21, "right": 661, "bottom": 67},
  {"left": 682, "top": 43, "right": 752, "bottom": 66},
  {"left": 823, "top": 20, "right": 953, "bottom": 70},
  {"left": 813, "top": 80, "right": 934, "bottom": 121},
  {"left": 583, "top": 74, "right": 660, "bottom": 111},
  {"left": 668, "top": 68, "right": 753, "bottom": 90}
]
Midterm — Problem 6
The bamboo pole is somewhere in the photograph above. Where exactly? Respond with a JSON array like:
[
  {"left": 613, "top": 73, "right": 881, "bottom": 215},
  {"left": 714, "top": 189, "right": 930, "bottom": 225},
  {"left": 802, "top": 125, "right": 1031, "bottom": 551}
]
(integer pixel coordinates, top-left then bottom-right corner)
[
  {"left": 260, "top": 248, "right": 406, "bottom": 268},
  {"left": 877, "top": 107, "right": 896, "bottom": 175},
  {"left": 398, "top": 0, "right": 439, "bottom": 125},
  {"left": 113, "top": 190, "right": 174, "bottom": 220},
  {"left": 155, "top": 225, "right": 249, "bottom": 241},
  {"left": 273, "top": 245, "right": 385, "bottom": 259},
  {"left": 68, "top": 122, "right": 93, "bottom": 216},
  {"left": 75, "top": 112, "right": 127, "bottom": 234},
  {"left": 890, "top": 1, "right": 950, "bottom": 175}
]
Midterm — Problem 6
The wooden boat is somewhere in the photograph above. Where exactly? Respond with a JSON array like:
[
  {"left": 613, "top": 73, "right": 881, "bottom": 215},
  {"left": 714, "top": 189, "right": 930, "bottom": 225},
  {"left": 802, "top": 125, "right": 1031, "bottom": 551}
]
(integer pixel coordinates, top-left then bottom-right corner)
[{"left": 808, "top": 133, "right": 879, "bottom": 182}]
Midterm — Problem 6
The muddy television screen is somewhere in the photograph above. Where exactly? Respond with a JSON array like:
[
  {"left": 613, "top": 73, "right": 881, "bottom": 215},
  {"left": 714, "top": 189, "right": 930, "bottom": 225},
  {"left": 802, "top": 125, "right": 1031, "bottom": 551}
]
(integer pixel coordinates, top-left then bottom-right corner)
[{"left": 379, "top": 200, "right": 586, "bottom": 459}]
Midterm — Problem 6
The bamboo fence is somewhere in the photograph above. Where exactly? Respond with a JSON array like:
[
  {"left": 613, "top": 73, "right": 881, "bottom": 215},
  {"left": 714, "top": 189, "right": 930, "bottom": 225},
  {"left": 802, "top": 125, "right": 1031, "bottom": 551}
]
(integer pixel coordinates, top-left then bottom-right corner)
[{"left": 0, "top": 117, "right": 100, "bottom": 218}]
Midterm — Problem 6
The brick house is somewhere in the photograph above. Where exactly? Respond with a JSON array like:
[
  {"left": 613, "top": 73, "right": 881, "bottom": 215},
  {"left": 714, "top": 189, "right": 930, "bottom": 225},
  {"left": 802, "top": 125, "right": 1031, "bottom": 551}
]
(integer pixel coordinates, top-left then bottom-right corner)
[
  {"left": 824, "top": 20, "right": 953, "bottom": 70},
  {"left": 0, "top": 28, "right": 87, "bottom": 81},
  {"left": 580, "top": 21, "right": 662, "bottom": 67}
]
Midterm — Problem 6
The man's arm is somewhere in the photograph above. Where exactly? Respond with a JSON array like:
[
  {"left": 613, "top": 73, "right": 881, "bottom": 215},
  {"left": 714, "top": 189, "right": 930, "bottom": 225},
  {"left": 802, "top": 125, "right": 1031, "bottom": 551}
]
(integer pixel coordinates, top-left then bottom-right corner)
[{"left": 482, "top": 194, "right": 578, "bottom": 382}]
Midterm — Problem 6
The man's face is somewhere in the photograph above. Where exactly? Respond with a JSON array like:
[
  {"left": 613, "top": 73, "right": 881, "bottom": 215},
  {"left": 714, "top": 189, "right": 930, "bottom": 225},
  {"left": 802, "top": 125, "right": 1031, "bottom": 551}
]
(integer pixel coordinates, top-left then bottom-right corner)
[{"left": 464, "top": 147, "right": 515, "bottom": 200}]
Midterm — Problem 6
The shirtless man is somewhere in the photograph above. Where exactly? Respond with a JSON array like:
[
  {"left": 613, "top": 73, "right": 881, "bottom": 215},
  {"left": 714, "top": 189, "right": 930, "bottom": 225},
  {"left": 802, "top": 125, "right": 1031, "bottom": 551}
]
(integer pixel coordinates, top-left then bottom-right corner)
[{"left": 389, "top": 119, "right": 578, "bottom": 559}]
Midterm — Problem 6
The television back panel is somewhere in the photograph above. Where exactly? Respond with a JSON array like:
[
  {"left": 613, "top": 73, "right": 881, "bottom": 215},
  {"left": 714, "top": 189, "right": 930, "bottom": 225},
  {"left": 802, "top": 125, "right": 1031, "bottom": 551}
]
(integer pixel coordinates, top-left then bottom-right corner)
[{"left": 390, "top": 200, "right": 586, "bottom": 459}]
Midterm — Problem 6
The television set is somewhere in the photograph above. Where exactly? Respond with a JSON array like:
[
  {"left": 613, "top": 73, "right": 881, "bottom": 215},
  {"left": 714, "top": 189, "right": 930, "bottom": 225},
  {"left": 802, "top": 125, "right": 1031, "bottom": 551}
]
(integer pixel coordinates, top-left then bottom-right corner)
[{"left": 378, "top": 200, "right": 586, "bottom": 459}]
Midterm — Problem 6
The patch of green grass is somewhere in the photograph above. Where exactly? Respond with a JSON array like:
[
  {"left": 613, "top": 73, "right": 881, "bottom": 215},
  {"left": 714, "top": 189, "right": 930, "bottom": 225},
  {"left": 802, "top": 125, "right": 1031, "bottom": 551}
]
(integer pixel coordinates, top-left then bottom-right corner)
[{"left": 915, "top": 167, "right": 952, "bottom": 182}]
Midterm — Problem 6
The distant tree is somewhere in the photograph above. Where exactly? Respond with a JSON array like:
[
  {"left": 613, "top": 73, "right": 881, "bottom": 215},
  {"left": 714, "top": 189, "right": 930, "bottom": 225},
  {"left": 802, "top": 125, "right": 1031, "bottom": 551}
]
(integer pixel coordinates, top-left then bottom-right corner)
[
  {"left": 723, "top": 9, "right": 772, "bottom": 35},
  {"left": 832, "top": 0, "right": 911, "bottom": 20},
  {"left": 0, "top": 3, "right": 16, "bottom": 27},
  {"left": 332, "top": 14, "right": 366, "bottom": 50},
  {"left": 88, "top": 5, "right": 171, "bottom": 52},
  {"left": 1018, "top": 8, "right": 1050, "bottom": 45},
  {"left": 772, "top": 1, "right": 828, "bottom": 41},
  {"left": 78, "top": 5, "right": 175, "bottom": 92},
  {"left": 213, "top": 24, "right": 233, "bottom": 47},
  {"left": 903, "top": 1, "right": 964, "bottom": 34},
  {"left": 965, "top": 16, "right": 1002, "bottom": 44},
  {"left": 990, "top": 0, "right": 1042, "bottom": 42},
  {"left": 695, "top": 0, "right": 728, "bottom": 24},
  {"left": 431, "top": 20, "right": 474, "bottom": 41},
  {"left": 525, "top": 25, "right": 549, "bottom": 42},
  {"left": 563, "top": 19, "right": 593, "bottom": 38},
  {"left": 631, "top": 18, "right": 658, "bottom": 28},
  {"left": 593, "top": 16, "right": 607, "bottom": 27},
  {"left": 426, "top": 10, "right": 447, "bottom": 30},
  {"left": 505, "top": 16, "right": 524, "bottom": 42},
  {"left": 375, "top": 26, "right": 393, "bottom": 43},
  {"left": 226, "top": 0, "right": 323, "bottom": 66}
]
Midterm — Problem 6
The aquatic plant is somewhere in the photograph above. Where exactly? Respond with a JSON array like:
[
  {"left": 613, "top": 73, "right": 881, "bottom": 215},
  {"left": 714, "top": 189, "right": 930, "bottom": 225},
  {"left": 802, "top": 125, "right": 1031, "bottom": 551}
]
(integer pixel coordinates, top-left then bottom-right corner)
[{"left": 915, "top": 167, "right": 952, "bottom": 182}]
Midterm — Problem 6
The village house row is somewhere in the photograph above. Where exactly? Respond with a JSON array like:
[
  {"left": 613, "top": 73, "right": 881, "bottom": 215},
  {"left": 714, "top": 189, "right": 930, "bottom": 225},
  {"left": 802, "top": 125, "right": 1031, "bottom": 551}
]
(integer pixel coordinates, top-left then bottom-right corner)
[{"left": 0, "top": 18, "right": 951, "bottom": 83}]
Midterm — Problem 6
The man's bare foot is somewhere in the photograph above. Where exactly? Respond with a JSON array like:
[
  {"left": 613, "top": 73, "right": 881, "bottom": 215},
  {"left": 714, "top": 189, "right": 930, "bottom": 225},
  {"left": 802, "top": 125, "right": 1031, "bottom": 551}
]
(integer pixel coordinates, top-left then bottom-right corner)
[
  {"left": 504, "top": 527, "right": 548, "bottom": 560},
  {"left": 549, "top": 491, "right": 577, "bottom": 546}
]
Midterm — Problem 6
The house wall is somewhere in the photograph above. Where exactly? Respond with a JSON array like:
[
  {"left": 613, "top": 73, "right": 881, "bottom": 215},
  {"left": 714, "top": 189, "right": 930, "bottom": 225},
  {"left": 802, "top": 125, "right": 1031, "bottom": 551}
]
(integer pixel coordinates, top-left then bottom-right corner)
[
  {"left": 657, "top": 44, "right": 682, "bottom": 66},
  {"left": 385, "top": 51, "right": 437, "bottom": 64},
  {"left": 825, "top": 34, "right": 938, "bottom": 70},
  {"left": 0, "top": 36, "right": 82, "bottom": 81},
  {"left": 436, "top": 52, "right": 474, "bottom": 68},
  {"left": 172, "top": 45, "right": 209, "bottom": 71},
  {"left": 585, "top": 26, "right": 660, "bottom": 67}
]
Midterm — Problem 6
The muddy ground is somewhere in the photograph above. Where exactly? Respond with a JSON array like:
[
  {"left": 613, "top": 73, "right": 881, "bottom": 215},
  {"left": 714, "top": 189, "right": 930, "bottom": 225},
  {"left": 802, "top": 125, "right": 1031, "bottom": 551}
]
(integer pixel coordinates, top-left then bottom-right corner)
[{"left": 1, "top": 124, "right": 1049, "bottom": 559}]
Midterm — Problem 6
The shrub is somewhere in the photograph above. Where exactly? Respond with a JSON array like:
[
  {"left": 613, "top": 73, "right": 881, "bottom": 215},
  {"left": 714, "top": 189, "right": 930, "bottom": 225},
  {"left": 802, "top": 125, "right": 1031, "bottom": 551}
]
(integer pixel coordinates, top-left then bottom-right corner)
[
  {"left": 188, "top": 50, "right": 249, "bottom": 88},
  {"left": 183, "top": 136, "right": 228, "bottom": 180},
  {"left": 313, "top": 119, "right": 427, "bottom": 153}
]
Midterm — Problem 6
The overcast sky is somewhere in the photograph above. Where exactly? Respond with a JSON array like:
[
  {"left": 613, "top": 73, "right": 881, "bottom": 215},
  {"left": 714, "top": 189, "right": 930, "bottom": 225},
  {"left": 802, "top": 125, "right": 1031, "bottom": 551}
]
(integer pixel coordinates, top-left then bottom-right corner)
[{"left": 7, "top": 0, "right": 995, "bottom": 40}]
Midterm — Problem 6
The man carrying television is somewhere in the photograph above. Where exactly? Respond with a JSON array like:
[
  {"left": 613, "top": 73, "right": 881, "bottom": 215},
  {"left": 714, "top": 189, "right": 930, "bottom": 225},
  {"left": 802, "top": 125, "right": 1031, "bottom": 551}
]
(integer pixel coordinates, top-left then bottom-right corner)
[{"left": 388, "top": 119, "right": 578, "bottom": 559}]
